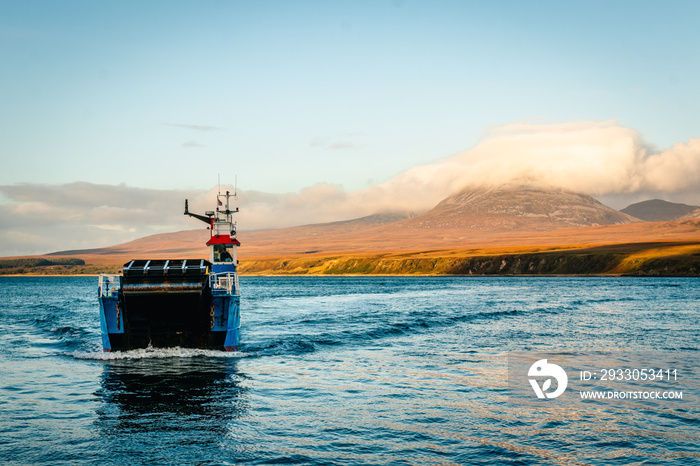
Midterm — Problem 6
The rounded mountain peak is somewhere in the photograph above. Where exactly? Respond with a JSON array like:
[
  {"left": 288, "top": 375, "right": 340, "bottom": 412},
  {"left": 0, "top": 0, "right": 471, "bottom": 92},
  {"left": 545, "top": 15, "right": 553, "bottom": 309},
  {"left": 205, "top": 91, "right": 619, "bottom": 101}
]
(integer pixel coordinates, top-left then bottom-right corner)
[{"left": 406, "top": 184, "right": 638, "bottom": 231}]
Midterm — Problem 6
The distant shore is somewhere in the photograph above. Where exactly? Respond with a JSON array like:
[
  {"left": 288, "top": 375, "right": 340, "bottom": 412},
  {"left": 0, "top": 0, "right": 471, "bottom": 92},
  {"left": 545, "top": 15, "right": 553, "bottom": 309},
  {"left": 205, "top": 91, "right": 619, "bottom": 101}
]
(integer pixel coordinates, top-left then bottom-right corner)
[
  {"left": 3, "top": 241, "right": 699, "bottom": 277},
  {"left": 239, "top": 241, "right": 700, "bottom": 276}
]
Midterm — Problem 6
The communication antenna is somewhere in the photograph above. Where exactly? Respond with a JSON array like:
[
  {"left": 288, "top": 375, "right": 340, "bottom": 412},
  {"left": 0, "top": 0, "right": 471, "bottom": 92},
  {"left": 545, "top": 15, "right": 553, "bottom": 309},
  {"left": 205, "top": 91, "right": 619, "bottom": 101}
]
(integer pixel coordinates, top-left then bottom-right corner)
[{"left": 234, "top": 175, "right": 238, "bottom": 199}]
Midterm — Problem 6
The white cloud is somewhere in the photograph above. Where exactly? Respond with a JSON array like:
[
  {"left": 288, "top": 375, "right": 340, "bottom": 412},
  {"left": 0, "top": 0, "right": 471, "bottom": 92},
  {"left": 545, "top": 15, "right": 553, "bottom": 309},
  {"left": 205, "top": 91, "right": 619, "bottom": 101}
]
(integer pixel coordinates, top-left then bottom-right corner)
[
  {"left": 356, "top": 120, "right": 700, "bottom": 210},
  {"left": 641, "top": 139, "right": 700, "bottom": 193},
  {"left": 0, "top": 183, "right": 199, "bottom": 255}
]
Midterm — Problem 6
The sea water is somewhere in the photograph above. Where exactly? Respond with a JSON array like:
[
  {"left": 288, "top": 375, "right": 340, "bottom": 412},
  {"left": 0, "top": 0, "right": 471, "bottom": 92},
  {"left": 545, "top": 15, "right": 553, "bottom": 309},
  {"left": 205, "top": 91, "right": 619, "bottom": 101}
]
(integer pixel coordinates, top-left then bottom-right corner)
[{"left": 0, "top": 276, "right": 697, "bottom": 465}]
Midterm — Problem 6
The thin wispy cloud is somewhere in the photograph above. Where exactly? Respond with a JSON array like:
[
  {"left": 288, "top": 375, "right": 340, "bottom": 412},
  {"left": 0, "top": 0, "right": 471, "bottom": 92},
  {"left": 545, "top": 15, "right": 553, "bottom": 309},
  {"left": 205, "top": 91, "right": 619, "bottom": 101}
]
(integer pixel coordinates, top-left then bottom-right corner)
[
  {"left": 329, "top": 141, "right": 357, "bottom": 150},
  {"left": 168, "top": 124, "right": 225, "bottom": 132},
  {"left": 310, "top": 136, "right": 360, "bottom": 150}
]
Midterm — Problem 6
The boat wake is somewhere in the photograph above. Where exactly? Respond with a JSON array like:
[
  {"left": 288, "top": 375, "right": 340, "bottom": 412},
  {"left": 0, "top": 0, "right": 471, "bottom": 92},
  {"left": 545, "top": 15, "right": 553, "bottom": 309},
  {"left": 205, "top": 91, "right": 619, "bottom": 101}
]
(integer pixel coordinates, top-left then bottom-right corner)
[{"left": 70, "top": 346, "right": 252, "bottom": 360}]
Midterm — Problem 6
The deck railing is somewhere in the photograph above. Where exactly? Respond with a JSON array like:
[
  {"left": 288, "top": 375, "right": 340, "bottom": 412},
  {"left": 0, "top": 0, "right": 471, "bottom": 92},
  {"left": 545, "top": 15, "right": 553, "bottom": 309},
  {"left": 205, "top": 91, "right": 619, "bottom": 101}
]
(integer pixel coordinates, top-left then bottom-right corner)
[
  {"left": 98, "top": 274, "right": 121, "bottom": 297},
  {"left": 100, "top": 271, "right": 238, "bottom": 296},
  {"left": 211, "top": 272, "right": 239, "bottom": 295}
]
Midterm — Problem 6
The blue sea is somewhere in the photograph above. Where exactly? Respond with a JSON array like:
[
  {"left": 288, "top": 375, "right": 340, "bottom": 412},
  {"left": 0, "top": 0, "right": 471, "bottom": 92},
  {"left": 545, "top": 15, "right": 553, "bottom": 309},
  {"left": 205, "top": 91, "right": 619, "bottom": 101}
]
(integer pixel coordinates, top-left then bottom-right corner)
[{"left": 0, "top": 276, "right": 698, "bottom": 465}]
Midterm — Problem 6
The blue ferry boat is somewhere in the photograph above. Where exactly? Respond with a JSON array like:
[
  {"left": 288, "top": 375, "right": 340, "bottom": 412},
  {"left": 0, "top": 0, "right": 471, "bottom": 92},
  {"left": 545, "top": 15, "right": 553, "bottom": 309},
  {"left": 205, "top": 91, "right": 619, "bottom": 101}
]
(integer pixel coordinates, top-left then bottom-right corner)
[{"left": 98, "top": 191, "right": 241, "bottom": 352}]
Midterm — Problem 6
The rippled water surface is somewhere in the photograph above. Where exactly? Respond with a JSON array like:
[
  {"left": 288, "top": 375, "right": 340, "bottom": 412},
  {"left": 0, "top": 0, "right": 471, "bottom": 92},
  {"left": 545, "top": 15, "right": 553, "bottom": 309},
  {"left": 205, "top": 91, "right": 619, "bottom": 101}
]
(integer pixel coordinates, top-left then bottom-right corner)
[{"left": 0, "top": 276, "right": 698, "bottom": 465}]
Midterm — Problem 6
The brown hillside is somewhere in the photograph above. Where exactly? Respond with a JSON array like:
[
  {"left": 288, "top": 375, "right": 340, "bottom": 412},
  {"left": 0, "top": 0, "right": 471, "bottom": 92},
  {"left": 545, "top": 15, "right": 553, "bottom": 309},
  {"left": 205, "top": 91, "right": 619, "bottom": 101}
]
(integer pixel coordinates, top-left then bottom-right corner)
[
  {"left": 37, "top": 218, "right": 700, "bottom": 266},
  {"left": 14, "top": 187, "right": 698, "bottom": 274}
]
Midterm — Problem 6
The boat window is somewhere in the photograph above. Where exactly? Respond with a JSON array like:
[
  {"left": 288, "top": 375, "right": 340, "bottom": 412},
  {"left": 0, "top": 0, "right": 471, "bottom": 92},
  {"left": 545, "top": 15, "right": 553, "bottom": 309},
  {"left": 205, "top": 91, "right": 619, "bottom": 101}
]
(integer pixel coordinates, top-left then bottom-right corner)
[{"left": 214, "top": 244, "right": 234, "bottom": 262}]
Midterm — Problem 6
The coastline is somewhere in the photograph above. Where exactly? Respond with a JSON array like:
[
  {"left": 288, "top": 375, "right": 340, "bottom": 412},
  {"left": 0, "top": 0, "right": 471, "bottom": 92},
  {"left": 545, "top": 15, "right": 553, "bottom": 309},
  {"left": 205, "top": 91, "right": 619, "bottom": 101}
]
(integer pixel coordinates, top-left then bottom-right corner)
[{"left": 3, "top": 240, "right": 699, "bottom": 277}]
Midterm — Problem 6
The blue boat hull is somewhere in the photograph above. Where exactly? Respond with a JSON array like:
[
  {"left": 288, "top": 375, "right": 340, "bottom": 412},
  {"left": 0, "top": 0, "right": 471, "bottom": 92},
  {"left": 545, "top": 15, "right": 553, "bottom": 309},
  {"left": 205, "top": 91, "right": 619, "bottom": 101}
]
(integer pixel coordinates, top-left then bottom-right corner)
[
  {"left": 98, "top": 260, "right": 240, "bottom": 352},
  {"left": 98, "top": 293, "right": 240, "bottom": 352}
]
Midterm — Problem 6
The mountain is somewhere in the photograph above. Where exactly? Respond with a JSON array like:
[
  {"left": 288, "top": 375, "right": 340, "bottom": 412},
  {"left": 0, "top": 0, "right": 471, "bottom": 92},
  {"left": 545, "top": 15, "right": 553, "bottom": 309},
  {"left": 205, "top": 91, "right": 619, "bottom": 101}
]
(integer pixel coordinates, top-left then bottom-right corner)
[
  {"left": 398, "top": 185, "right": 638, "bottom": 231},
  {"left": 46, "top": 212, "right": 412, "bottom": 260},
  {"left": 621, "top": 199, "right": 700, "bottom": 222},
  {"left": 251, "top": 212, "right": 412, "bottom": 238},
  {"left": 47, "top": 229, "right": 208, "bottom": 257}
]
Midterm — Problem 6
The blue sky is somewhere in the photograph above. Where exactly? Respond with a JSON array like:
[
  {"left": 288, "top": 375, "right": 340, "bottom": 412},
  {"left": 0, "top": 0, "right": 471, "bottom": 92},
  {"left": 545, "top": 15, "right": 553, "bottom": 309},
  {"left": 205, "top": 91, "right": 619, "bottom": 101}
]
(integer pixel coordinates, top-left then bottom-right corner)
[
  {"left": 1, "top": 1, "right": 700, "bottom": 254},
  {"left": 2, "top": 0, "right": 699, "bottom": 192}
]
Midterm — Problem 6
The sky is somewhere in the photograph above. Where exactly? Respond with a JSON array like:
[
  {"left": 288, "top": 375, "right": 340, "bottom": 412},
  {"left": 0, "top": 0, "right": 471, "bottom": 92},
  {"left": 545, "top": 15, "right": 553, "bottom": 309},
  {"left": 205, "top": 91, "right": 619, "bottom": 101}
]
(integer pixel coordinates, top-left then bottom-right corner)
[{"left": 2, "top": 0, "right": 700, "bottom": 255}]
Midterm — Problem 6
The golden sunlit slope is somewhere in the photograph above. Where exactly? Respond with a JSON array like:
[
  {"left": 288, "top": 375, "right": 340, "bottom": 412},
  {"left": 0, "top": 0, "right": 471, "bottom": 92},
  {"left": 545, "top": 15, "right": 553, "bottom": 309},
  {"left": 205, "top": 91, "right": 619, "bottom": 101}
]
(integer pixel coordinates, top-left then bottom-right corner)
[{"left": 24, "top": 217, "right": 698, "bottom": 276}]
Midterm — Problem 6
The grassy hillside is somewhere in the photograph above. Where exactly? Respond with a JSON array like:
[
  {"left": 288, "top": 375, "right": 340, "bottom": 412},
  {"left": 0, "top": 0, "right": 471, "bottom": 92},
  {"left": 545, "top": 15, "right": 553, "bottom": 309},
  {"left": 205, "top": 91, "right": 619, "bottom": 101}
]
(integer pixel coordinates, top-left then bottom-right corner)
[
  {"left": 4, "top": 219, "right": 699, "bottom": 276},
  {"left": 0, "top": 258, "right": 109, "bottom": 275},
  {"left": 239, "top": 242, "right": 700, "bottom": 276},
  {"left": 3, "top": 242, "right": 699, "bottom": 276}
]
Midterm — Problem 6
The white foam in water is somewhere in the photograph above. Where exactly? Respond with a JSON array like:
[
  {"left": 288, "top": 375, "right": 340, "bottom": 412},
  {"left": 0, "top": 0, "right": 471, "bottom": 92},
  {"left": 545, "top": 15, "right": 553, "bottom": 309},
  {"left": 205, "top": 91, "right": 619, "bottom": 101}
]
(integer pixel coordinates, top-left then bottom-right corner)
[{"left": 70, "top": 346, "right": 250, "bottom": 360}]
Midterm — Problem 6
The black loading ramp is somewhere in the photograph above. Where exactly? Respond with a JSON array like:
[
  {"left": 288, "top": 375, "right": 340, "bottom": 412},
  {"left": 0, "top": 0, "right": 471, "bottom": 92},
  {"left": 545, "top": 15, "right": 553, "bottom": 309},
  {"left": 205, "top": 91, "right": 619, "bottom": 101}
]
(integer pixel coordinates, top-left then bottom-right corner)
[{"left": 117, "top": 259, "right": 215, "bottom": 349}]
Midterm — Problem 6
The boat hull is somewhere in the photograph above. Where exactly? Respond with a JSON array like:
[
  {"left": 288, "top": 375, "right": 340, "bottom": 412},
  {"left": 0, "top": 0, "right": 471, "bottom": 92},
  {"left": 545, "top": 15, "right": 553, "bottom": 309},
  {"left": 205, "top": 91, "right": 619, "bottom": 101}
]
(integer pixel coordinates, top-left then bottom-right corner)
[
  {"left": 99, "top": 292, "right": 240, "bottom": 352},
  {"left": 98, "top": 260, "right": 240, "bottom": 352}
]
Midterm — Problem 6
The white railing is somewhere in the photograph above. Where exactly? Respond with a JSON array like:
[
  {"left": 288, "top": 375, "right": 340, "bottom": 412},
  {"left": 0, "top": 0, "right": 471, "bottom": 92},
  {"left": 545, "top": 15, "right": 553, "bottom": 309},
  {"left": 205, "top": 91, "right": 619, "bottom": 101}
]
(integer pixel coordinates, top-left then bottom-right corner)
[
  {"left": 211, "top": 273, "right": 239, "bottom": 295},
  {"left": 99, "top": 274, "right": 121, "bottom": 297},
  {"left": 212, "top": 219, "right": 232, "bottom": 236}
]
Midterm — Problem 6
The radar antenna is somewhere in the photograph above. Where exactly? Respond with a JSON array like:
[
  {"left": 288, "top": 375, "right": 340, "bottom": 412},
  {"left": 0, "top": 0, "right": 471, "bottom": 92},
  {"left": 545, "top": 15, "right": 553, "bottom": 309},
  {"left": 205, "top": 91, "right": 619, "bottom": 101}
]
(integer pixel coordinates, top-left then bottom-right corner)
[{"left": 183, "top": 199, "right": 213, "bottom": 225}]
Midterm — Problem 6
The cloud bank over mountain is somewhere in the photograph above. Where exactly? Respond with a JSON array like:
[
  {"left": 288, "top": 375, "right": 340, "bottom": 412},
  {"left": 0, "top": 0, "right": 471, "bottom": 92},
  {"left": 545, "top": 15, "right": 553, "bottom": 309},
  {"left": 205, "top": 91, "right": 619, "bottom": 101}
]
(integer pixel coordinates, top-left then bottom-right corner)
[
  {"left": 2, "top": 121, "right": 699, "bottom": 255},
  {"left": 371, "top": 120, "right": 700, "bottom": 209}
]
